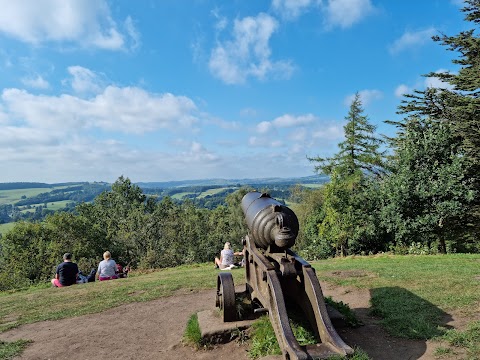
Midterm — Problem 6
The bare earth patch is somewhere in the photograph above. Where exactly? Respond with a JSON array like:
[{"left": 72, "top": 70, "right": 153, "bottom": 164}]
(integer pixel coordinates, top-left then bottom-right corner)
[{"left": 0, "top": 283, "right": 471, "bottom": 360}]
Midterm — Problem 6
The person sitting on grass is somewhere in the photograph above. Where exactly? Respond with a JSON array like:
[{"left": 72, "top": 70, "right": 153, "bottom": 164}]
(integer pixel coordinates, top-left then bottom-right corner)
[
  {"left": 51, "top": 252, "right": 79, "bottom": 287},
  {"left": 214, "top": 242, "right": 243, "bottom": 270},
  {"left": 97, "top": 251, "right": 118, "bottom": 281}
]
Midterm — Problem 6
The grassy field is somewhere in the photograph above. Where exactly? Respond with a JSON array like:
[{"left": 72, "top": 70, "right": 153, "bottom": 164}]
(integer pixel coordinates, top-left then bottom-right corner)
[
  {"left": 19, "top": 200, "right": 71, "bottom": 213},
  {"left": 196, "top": 187, "right": 231, "bottom": 198},
  {"left": 0, "top": 254, "right": 479, "bottom": 359},
  {"left": 0, "top": 186, "right": 76, "bottom": 206},
  {"left": 0, "top": 223, "right": 15, "bottom": 236},
  {"left": 170, "top": 191, "right": 196, "bottom": 200},
  {"left": 0, "top": 188, "right": 51, "bottom": 206}
]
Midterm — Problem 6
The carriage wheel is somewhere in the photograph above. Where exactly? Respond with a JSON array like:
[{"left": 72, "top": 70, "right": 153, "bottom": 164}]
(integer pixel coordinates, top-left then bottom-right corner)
[{"left": 216, "top": 272, "right": 236, "bottom": 322}]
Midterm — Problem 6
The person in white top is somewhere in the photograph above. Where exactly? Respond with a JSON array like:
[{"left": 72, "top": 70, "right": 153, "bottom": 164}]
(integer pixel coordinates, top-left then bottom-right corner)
[
  {"left": 97, "top": 251, "right": 118, "bottom": 281},
  {"left": 214, "top": 242, "right": 243, "bottom": 269}
]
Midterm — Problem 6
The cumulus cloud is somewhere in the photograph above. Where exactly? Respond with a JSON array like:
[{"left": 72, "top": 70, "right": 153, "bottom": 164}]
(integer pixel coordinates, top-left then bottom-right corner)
[
  {"left": 389, "top": 27, "right": 436, "bottom": 54},
  {"left": 344, "top": 89, "right": 383, "bottom": 106},
  {"left": 271, "top": 0, "right": 315, "bottom": 20},
  {"left": 394, "top": 84, "right": 411, "bottom": 98},
  {"left": 0, "top": 0, "right": 138, "bottom": 50},
  {"left": 66, "top": 66, "right": 104, "bottom": 94},
  {"left": 256, "top": 114, "right": 317, "bottom": 134},
  {"left": 209, "top": 13, "right": 294, "bottom": 84},
  {"left": 1, "top": 85, "right": 199, "bottom": 134},
  {"left": 185, "top": 141, "right": 219, "bottom": 161},
  {"left": 249, "top": 136, "right": 284, "bottom": 148},
  {"left": 322, "top": 0, "right": 375, "bottom": 29},
  {"left": 21, "top": 75, "right": 50, "bottom": 89},
  {"left": 312, "top": 125, "right": 344, "bottom": 140}
]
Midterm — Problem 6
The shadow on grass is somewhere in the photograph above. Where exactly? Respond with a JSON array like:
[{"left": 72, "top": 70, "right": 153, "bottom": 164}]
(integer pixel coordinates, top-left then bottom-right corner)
[
  {"left": 370, "top": 287, "right": 452, "bottom": 340},
  {"left": 338, "top": 287, "right": 453, "bottom": 360}
]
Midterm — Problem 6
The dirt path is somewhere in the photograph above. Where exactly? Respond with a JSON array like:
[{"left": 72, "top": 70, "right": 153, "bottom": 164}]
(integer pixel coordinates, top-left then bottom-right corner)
[{"left": 0, "top": 283, "right": 464, "bottom": 360}]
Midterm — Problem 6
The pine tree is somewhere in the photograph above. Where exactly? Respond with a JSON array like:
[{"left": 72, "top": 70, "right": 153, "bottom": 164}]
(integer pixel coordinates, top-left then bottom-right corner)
[
  {"left": 308, "top": 94, "right": 385, "bottom": 256},
  {"left": 309, "top": 93, "right": 385, "bottom": 178}
]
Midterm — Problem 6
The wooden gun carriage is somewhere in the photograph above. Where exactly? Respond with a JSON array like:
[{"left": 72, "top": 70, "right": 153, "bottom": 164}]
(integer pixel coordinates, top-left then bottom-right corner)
[{"left": 216, "top": 191, "right": 353, "bottom": 359}]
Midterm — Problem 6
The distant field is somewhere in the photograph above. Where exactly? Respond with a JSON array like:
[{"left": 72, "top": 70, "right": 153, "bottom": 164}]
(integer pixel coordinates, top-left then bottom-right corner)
[
  {"left": 19, "top": 200, "right": 71, "bottom": 213},
  {"left": 171, "top": 192, "right": 195, "bottom": 200},
  {"left": 0, "top": 188, "right": 52, "bottom": 205},
  {"left": 196, "top": 187, "right": 231, "bottom": 199},
  {"left": 43, "top": 200, "right": 71, "bottom": 210},
  {"left": 0, "top": 222, "right": 15, "bottom": 235},
  {"left": 0, "top": 186, "right": 75, "bottom": 206},
  {"left": 301, "top": 183, "right": 324, "bottom": 188}
]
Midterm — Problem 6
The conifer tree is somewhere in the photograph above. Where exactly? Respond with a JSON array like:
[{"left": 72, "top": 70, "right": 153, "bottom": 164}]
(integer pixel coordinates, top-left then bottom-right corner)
[
  {"left": 309, "top": 93, "right": 384, "bottom": 178},
  {"left": 308, "top": 94, "right": 385, "bottom": 256}
]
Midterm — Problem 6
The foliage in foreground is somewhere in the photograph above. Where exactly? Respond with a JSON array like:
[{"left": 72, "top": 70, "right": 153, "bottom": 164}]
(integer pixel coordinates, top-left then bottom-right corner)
[
  {"left": 183, "top": 313, "right": 203, "bottom": 348},
  {"left": 247, "top": 299, "right": 364, "bottom": 360},
  {"left": 434, "top": 321, "right": 480, "bottom": 360},
  {"left": 0, "top": 340, "right": 31, "bottom": 360}
]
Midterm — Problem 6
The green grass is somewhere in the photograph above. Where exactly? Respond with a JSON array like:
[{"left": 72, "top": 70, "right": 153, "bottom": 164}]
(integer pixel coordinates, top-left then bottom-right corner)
[
  {"left": 0, "top": 185, "right": 74, "bottom": 206},
  {"left": 311, "top": 254, "right": 480, "bottom": 357},
  {"left": 0, "top": 254, "right": 479, "bottom": 359},
  {"left": 436, "top": 321, "right": 480, "bottom": 359},
  {"left": 0, "top": 223, "right": 15, "bottom": 236},
  {"left": 170, "top": 192, "right": 195, "bottom": 200},
  {"left": 0, "top": 188, "right": 51, "bottom": 206},
  {"left": 311, "top": 254, "right": 480, "bottom": 316},
  {"left": 0, "top": 264, "right": 246, "bottom": 332},
  {"left": 325, "top": 296, "right": 363, "bottom": 328},
  {"left": 247, "top": 315, "right": 370, "bottom": 359},
  {"left": 0, "top": 340, "right": 31, "bottom": 360},
  {"left": 183, "top": 314, "right": 203, "bottom": 347},
  {"left": 196, "top": 187, "right": 231, "bottom": 199},
  {"left": 248, "top": 316, "right": 282, "bottom": 358},
  {"left": 21, "top": 200, "right": 71, "bottom": 211}
]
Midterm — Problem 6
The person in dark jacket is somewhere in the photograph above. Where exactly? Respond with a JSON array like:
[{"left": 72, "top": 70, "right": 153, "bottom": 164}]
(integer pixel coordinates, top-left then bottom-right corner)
[{"left": 51, "top": 253, "right": 79, "bottom": 287}]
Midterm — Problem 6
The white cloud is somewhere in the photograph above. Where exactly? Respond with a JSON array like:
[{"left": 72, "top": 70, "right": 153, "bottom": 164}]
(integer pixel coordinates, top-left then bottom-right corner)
[
  {"left": 344, "top": 89, "right": 383, "bottom": 106},
  {"left": 322, "top": 0, "right": 375, "bottom": 29},
  {"left": 395, "top": 84, "right": 411, "bottom": 98},
  {"left": 124, "top": 16, "right": 141, "bottom": 51},
  {"left": 209, "top": 13, "right": 294, "bottom": 84},
  {"left": 21, "top": 75, "right": 50, "bottom": 89},
  {"left": 67, "top": 66, "right": 103, "bottom": 94},
  {"left": 289, "top": 128, "right": 307, "bottom": 142},
  {"left": 0, "top": 0, "right": 138, "bottom": 50},
  {"left": 249, "top": 136, "right": 284, "bottom": 148},
  {"left": 312, "top": 125, "right": 344, "bottom": 140},
  {"left": 256, "top": 114, "right": 317, "bottom": 134},
  {"left": 271, "top": 0, "right": 315, "bottom": 20},
  {"left": 256, "top": 121, "right": 273, "bottom": 134},
  {"left": 425, "top": 69, "right": 454, "bottom": 90},
  {"left": 273, "top": 113, "right": 316, "bottom": 127},
  {"left": 185, "top": 141, "right": 219, "bottom": 161},
  {"left": 1, "top": 85, "right": 199, "bottom": 134},
  {"left": 389, "top": 27, "right": 436, "bottom": 54}
]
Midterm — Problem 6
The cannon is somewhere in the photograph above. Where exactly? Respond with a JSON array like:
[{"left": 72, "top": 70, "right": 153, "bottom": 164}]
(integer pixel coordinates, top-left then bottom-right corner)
[{"left": 216, "top": 191, "right": 353, "bottom": 359}]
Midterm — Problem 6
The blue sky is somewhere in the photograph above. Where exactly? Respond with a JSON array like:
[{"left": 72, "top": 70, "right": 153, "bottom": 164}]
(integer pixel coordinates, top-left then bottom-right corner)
[{"left": 0, "top": 0, "right": 467, "bottom": 183}]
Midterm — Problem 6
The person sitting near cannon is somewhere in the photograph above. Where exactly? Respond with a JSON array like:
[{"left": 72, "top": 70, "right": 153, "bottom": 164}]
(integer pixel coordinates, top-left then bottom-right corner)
[
  {"left": 51, "top": 252, "right": 78, "bottom": 287},
  {"left": 96, "top": 251, "right": 118, "bottom": 281},
  {"left": 214, "top": 242, "right": 243, "bottom": 270}
]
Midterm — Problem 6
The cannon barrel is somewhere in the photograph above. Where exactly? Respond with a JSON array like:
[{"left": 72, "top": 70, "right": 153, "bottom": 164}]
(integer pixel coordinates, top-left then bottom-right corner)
[{"left": 241, "top": 191, "right": 299, "bottom": 250}]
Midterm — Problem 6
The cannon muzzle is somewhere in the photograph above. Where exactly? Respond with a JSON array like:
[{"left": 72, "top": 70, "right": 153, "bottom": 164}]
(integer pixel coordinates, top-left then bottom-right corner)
[{"left": 241, "top": 191, "right": 299, "bottom": 251}]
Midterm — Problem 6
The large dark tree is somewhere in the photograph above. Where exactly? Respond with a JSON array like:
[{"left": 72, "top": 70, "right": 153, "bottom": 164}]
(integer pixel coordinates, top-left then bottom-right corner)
[
  {"left": 381, "top": 117, "right": 475, "bottom": 253},
  {"left": 395, "top": 0, "right": 480, "bottom": 247}
]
